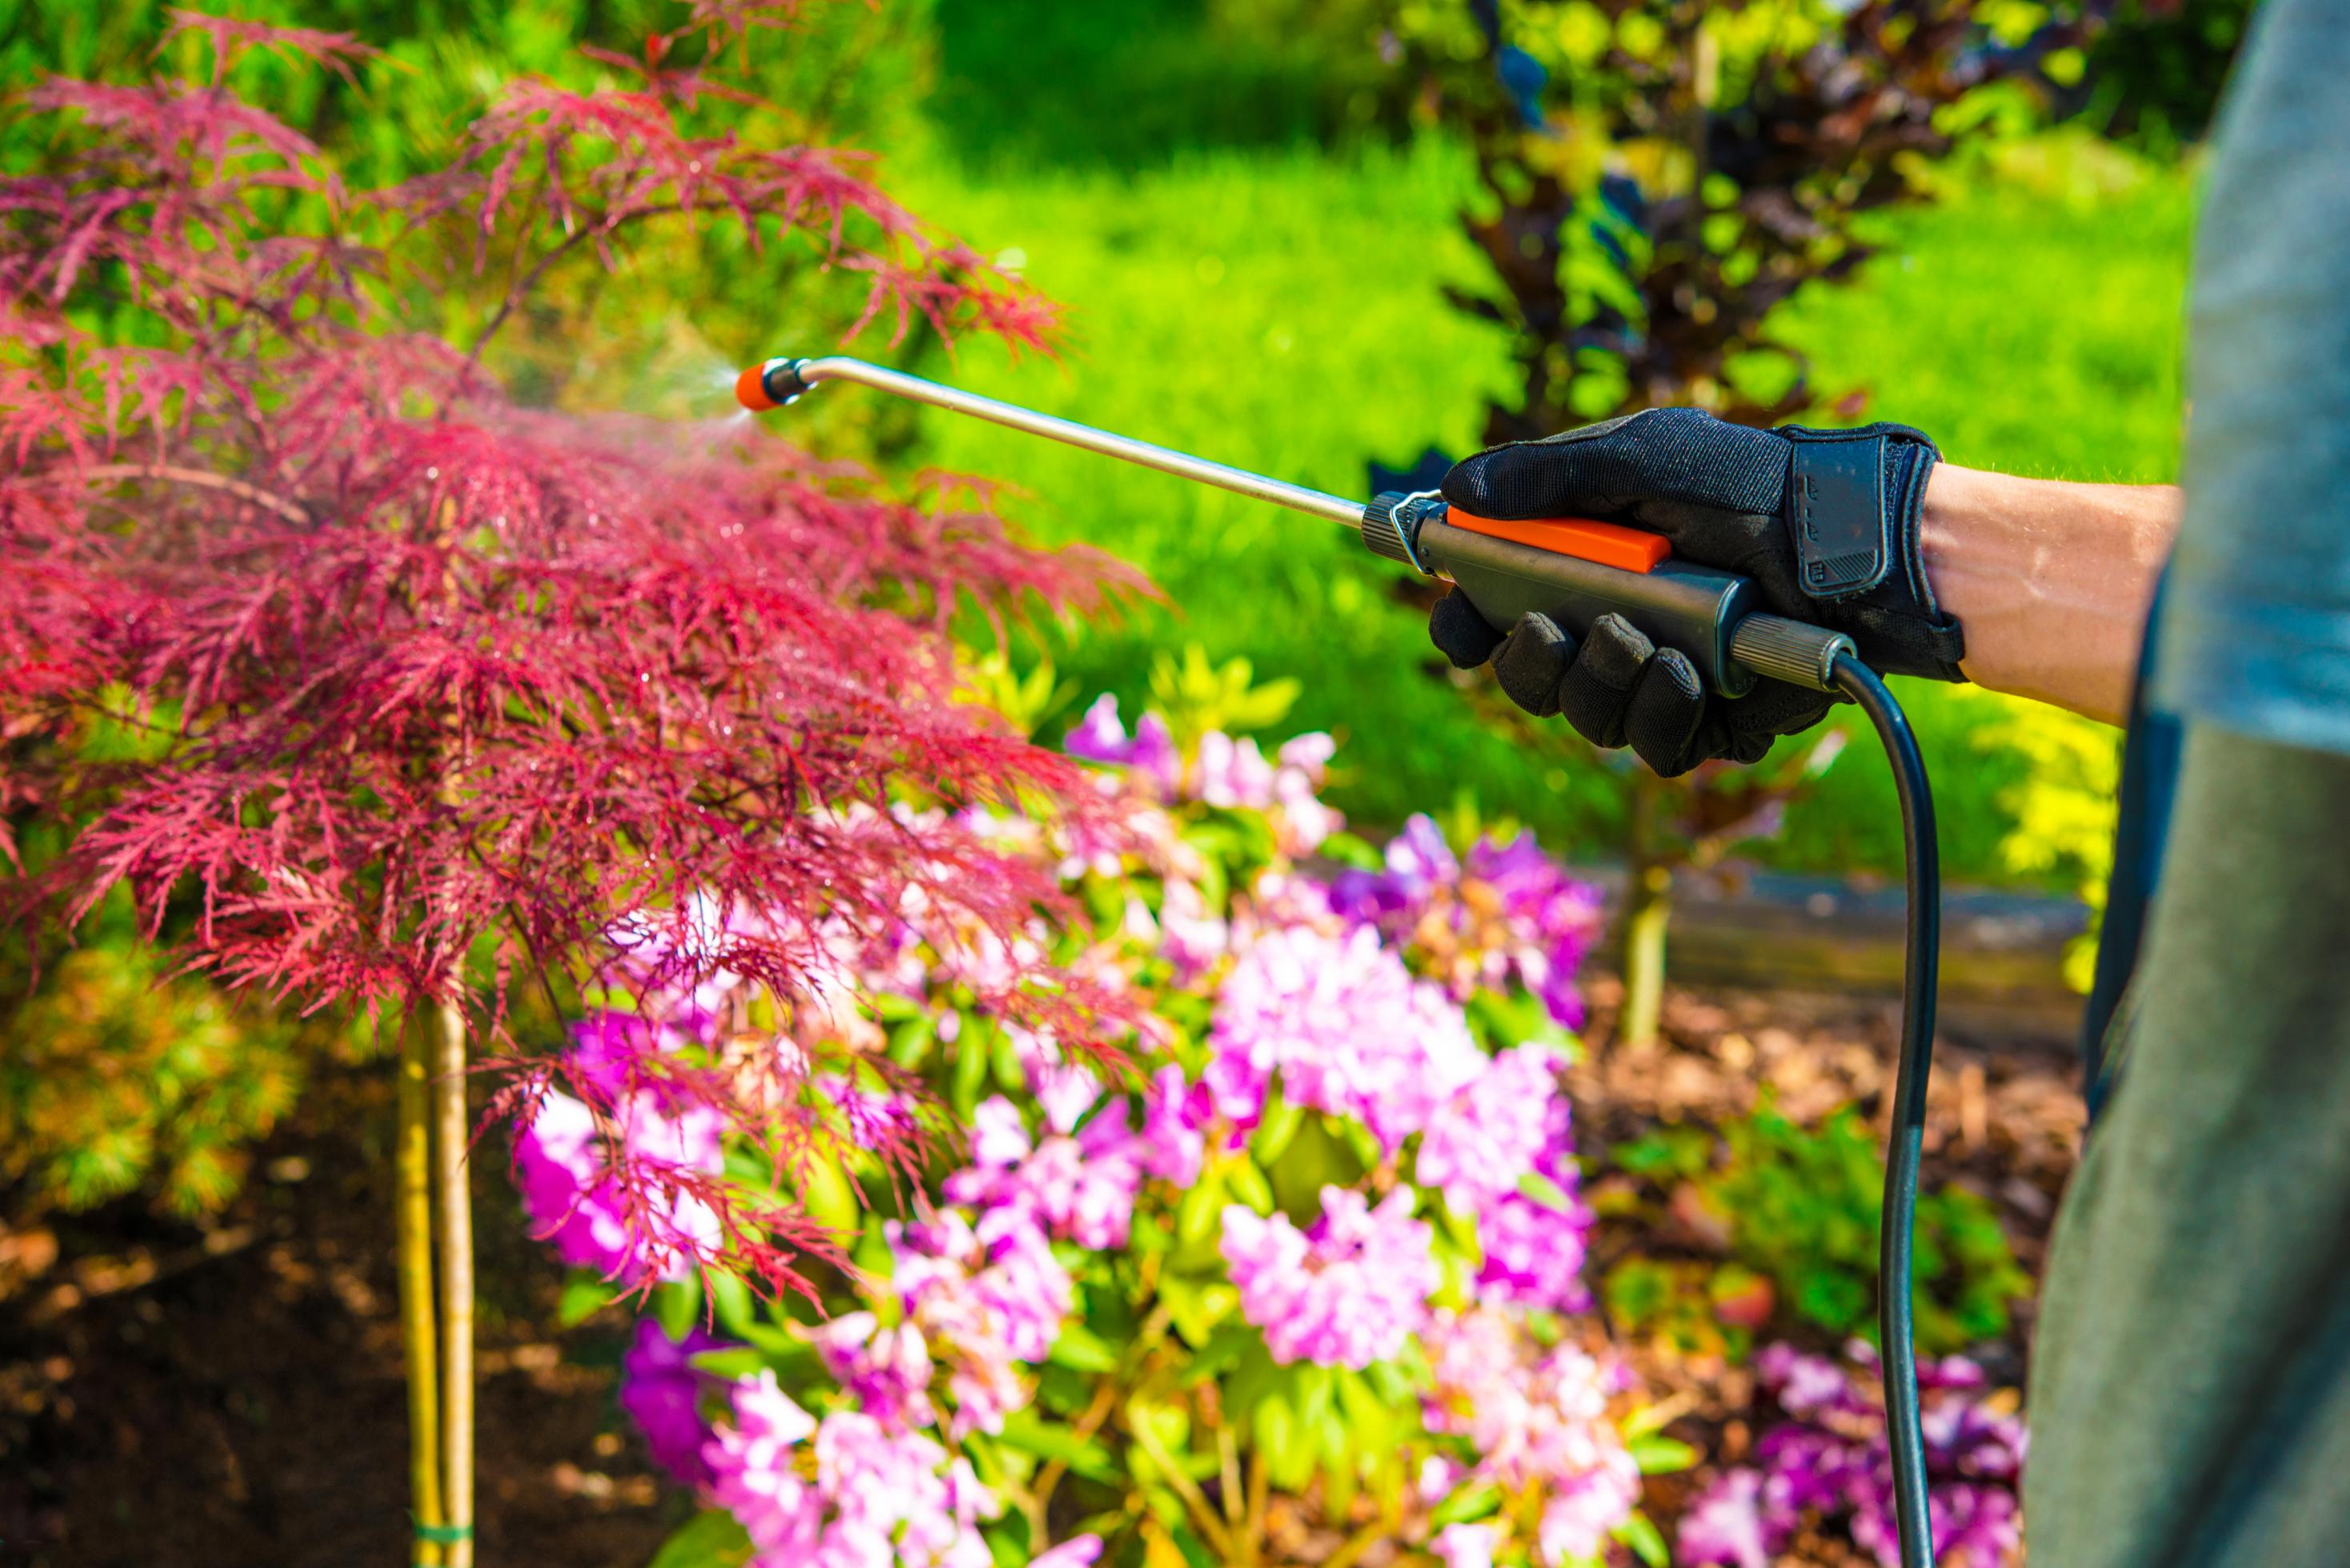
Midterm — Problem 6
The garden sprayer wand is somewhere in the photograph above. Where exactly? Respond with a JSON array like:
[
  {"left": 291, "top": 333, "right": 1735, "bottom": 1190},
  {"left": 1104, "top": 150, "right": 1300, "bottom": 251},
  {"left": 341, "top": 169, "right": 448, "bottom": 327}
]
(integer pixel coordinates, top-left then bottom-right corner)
[{"left": 739, "top": 354, "right": 1945, "bottom": 1568}]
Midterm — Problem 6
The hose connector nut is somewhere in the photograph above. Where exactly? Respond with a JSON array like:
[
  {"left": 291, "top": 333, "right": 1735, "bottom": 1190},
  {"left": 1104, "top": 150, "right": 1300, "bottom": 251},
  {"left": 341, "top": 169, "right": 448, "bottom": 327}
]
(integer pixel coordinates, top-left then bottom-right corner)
[
  {"left": 1362, "top": 490, "right": 1443, "bottom": 574},
  {"left": 735, "top": 358, "right": 812, "bottom": 411}
]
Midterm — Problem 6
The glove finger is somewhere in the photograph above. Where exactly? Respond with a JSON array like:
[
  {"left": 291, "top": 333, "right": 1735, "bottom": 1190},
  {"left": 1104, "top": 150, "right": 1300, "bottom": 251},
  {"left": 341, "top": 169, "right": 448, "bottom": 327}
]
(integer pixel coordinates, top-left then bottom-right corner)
[
  {"left": 1430, "top": 590, "right": 1503, "bottom": 670},
  {"left": 1491, "top": 612, "right": 1577, "bottom": 718},
  {"left": 1624, "top": 647, "right": 1709, "bottom": 777},
  {"left": 1557, "top": 613, "right": 1654, "bottom": 750},
  {"left": 1695, "top": 682, "right": 1839, "bottom": 766},
  {"left": 1441, "top": 407, "right": 1790, "bottom": 522}
]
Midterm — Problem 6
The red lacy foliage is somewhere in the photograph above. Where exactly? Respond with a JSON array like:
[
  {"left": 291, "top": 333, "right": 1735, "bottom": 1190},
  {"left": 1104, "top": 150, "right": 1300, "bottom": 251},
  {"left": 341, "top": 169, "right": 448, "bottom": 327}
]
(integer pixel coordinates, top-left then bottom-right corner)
[{"left": 0, "top": 10, "right": 1141, "bottom": 1295}]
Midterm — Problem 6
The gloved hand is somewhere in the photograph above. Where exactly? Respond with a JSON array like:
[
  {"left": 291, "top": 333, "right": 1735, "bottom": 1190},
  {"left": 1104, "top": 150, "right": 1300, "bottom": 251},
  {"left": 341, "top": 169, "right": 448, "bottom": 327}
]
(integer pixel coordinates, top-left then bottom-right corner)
[{"left": 1428, "top": 408, "right": 1966, "bottom": 776}]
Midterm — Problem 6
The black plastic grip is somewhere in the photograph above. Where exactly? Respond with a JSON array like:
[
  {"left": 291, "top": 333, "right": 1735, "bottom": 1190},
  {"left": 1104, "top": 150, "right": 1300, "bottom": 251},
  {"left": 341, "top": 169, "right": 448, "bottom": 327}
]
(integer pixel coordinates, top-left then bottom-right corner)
[{"left": 1415, "top": 514, "right": 1765, "bottom": 698}]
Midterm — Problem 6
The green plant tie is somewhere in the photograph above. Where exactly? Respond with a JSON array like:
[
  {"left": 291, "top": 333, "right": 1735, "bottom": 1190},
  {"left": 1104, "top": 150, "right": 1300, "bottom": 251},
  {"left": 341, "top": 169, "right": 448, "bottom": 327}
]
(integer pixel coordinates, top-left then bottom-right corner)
[{"left": 414, "top": 1522, "right": 474, "bottom": 1543}]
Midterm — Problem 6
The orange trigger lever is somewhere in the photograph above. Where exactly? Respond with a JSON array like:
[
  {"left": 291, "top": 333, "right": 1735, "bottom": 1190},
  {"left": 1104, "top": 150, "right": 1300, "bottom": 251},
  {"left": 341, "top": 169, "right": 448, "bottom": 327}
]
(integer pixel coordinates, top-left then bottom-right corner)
[{"left": 1445, "top": 510, "right": 1671, "bottom": 574}]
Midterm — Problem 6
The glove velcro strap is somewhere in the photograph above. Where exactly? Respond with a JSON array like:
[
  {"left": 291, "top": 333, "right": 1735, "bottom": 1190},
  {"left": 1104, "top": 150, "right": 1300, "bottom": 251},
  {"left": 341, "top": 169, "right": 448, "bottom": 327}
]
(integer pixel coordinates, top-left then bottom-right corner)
[{"left": 1842, "top": 602, "right": 1968, "bottom": 683}]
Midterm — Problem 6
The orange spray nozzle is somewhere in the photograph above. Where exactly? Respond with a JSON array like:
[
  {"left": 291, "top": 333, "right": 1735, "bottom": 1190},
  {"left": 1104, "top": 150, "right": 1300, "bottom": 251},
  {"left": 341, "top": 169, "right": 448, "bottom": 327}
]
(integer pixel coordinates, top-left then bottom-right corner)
[
  {"left": 735, "top": 358, "right": 809, "bottom": 412},
  {"left": 735, "top": 362, "right": 778, "bottom": 410}
]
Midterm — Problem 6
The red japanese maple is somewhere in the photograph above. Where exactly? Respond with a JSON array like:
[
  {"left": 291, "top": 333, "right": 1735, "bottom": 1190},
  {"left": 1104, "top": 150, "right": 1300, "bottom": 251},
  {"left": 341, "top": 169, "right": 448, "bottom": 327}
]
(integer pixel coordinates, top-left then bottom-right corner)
[{"left": 1, "top": 6, "right": 1137, "bottom": 1296}]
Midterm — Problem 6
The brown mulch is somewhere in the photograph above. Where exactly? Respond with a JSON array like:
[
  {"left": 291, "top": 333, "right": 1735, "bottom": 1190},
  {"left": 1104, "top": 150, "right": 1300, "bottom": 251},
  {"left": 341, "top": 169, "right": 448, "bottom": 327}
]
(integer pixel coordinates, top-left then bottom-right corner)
[
  {"left": 0, "top": 980, "right": 2088, "bottom": 1567},
  {"left": 1567, "top": 976, "right": 2086, "bottom": 1566}
]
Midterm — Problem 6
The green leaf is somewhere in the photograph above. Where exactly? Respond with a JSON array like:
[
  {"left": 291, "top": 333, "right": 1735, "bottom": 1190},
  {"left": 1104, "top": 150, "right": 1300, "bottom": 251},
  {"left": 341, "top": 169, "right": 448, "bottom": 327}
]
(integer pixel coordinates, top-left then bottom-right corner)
[
  {"left": 647, "top": 1510, "right": 754, "bottom": 1568},
  {"left": 1627, "top": 1433, "right": 1700, "bottom": 1475},
  {"left": 953, "top": 1021, "right": 990, "bottom": 1114},
  {"left": 556, "top": 1272, "right": 611, "bottom": 1328},
  {"left": 1428, "top": 1480, "right": 1502, "bottom": 1528},
  {"left": 1175, "top": 1169, "right": 1228, "bottom": 1248},
  {"left": 983, "top": 1520, "right": 1031, "bottom": 1568},
  {"left": 995, "top": 1410, "right": 1119, "bottom": 1482},
  {"left": 1614, "top": 1511, "right": 1671, "bottom": 1568},
  {"left": 991, "top": 1026, "right": 1027, "bottom": 1094},
  {"left": 1224, "top": 1155, "right": 1274, "bottom": 1217},
  {"left": 707, "top": 1267, "right": 757, "bottom": 1337},
  {"left": 655, "top": 1276, "right": 702, "bottom": 1342},
  {"left": 1161, "top": 1274, "right": 1239, "bottom": 1346},
  {"left": 1247, "top": 1092, "right": 1305, "bottom": 1166},
  {"left": 1180, "top": 1322, "right": 1261, "bottom": 1386},
  {"left": 1048, "top": 1320, "right": 1120, "bottom": 1373},
  {"left": 1315, "top": 830, "right": 1384, "bottom": 871}
]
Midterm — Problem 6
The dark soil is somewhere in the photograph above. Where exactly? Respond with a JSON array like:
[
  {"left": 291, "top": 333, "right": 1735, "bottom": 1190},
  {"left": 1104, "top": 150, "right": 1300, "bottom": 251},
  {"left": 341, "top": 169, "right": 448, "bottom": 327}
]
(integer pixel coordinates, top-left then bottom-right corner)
[
  {"left": 0, "top": 978, "right": 2085, "bottom": 1568},
  {"left": 0, "top": 1070, "right": 693, "bottom": 1567}
]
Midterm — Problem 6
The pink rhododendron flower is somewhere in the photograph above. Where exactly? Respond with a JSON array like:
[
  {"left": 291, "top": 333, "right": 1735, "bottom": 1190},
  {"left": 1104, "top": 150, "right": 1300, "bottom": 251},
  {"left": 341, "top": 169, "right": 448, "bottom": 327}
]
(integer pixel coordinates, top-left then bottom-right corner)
[
  {"left": 1432, "top": 1522, "right": 1499, "bottom": 1568},
  {"left": 702, "top": 1372, "right": 820, "bottom": 1558},
  {"left": 944, "top": 1095, "right": 1145, "bottom": 1251},
  {"left": 703, "top": 1373, "right": 999, "bottom": 1568},
  {"left": 811, "top": 1310, "right": 937, "bottom": 1431},
  {"left": 1675, "top": 1468, "right": 1772, "bottom": 1568},
  {"left": 1416, "top": 1042, "right": 1563, "bottom": 1211},
  {"left": 1422, "top": 1309, "right": 1641, "bottom": 1564},
  {"left": 1221, "top": 1186, "right": 1439, "bottom": 1368},
  {"left": 1137, "top": 1065, "right": 1211, "bottom": 1186},
  {"left": 1156, "top": 875, "right": 1232, "bottom": 976},
  {"left": 1195, "top": 730, "right": 1278, "bottom": 810},
  {"left": 888, "top": 1206, "right": 1074, "bottom": 1436},
  {"left": 1029, "top": 1538, "right": 1105, "bottom": 1568},
  {"left": 1469, "top": 1095, "right": 1595, "bottom": 1314},
  {"left": 512, "top": 1082, "right": 724, "bottom": 1285},
  {"left": 1207, "top": 924, "right": 1484, "bottom": 1150}
]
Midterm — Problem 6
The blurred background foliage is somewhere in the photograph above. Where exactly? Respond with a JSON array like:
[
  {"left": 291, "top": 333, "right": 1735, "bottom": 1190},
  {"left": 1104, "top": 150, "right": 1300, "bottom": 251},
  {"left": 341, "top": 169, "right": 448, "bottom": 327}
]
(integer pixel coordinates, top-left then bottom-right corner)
[{"left": 0, "top": 0, "right": 2240, "bottom": 1212}]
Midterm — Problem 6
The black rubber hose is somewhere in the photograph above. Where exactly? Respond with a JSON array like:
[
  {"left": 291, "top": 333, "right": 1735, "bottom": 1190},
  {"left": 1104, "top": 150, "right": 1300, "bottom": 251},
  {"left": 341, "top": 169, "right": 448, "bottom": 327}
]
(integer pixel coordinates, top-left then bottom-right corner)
[{"left": 1831, "top": 653, "right": 1940, "bottom": 1568}]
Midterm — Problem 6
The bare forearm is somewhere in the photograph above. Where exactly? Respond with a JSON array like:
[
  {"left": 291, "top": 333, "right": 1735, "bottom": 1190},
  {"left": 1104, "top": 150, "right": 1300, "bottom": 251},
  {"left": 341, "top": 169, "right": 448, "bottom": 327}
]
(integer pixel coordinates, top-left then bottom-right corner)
[{"left": 1919, "top": 464, "right": 2182, "bottom": 725}]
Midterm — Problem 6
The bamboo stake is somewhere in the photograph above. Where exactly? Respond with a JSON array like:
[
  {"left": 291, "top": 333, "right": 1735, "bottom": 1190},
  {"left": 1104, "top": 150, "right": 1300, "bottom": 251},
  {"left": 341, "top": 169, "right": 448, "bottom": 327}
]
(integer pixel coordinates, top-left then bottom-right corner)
[
  {"left": 397, "top": 1013, "right": 446, "bottom": 1568},
  {"left": 1617, "top": 773, "right": 1673, "bottom": 1049},
  {"left": 434, "top": 995, "right": 477, "bottom": 1566}
]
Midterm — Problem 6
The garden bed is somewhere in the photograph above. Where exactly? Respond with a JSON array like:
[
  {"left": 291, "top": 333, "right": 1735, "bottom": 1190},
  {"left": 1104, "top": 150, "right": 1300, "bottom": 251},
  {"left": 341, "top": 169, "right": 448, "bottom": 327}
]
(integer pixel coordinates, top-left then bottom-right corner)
[{"left": 0, "top": 976, "right": 2081, "bottom": 1567}]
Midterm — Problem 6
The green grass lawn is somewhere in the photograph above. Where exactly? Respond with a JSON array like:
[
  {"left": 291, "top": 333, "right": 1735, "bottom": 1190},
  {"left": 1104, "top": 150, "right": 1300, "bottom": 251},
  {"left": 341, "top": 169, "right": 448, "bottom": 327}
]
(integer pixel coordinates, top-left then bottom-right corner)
[{"left": 887, "top": 132, "right": 2194, "bottom": 882}]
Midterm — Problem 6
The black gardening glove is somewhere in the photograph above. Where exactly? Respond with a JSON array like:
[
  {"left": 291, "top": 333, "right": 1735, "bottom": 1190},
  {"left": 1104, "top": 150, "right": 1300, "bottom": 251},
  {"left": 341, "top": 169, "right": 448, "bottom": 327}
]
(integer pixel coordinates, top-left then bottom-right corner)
[{"left": 1429, "top": 408, "right": 1964, "bottom": 777}]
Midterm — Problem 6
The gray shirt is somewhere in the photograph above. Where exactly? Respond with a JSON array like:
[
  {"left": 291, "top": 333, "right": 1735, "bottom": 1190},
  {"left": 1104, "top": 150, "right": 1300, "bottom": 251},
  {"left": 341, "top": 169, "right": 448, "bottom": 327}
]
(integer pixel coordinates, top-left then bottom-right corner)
[
  {"left": 2028, "top": 6, "right": 2350, "bottom": 1565},
  {"left": 2155, "top": 0, "right": 2350, "bottom": 753}
]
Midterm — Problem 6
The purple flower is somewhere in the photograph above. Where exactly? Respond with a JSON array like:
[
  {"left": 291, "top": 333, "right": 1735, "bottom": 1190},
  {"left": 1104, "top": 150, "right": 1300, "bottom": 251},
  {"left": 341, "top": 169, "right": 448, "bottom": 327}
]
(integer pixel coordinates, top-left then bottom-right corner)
[
  {"left": 1064, "top": 694, "right": 1179, "bottom": 794},
  {"left": 1329, "top": 813, "right": 1457, "bottom": 925},
  {"left": 1327, "top": 818, "right": 1603, "bottom": 1030},
  {"left": 1063, "top": 692, "right": 1132, "bottom": 764},
  {"left": 1679, "top": 1345, "right": 2028, "bottom": 1568},
  {"left": 1674, "top": 1468, "right": 1772, "bottom": 1568},
  {"left": 1207, "top": 924, "right": 1485, "bottom": 1150},
  {"left": 1220, "top": 1186, "right": 1439, "bottom": 1368},
  {"left": 1466, "top": 832, "right": 1605, "bottom": 1029},
  {"left": 619, "top": 1318, "right": 728, "bottom": 1487}
]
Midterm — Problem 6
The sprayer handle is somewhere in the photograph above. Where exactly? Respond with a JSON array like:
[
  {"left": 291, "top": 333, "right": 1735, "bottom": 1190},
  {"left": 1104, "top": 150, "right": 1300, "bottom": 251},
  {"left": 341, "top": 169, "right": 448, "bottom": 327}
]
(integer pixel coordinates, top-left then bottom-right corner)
[{"left": 1363, "top": 491, "right": 1854, "bottom": 696}]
